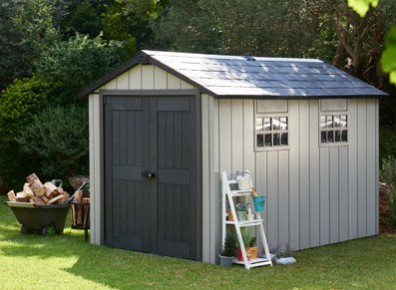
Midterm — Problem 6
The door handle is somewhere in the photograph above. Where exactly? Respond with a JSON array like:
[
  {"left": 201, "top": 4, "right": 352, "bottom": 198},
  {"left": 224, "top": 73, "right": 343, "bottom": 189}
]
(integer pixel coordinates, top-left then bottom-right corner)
[{"left": 142, "top": 171, "right": 156, "bottom": 179}]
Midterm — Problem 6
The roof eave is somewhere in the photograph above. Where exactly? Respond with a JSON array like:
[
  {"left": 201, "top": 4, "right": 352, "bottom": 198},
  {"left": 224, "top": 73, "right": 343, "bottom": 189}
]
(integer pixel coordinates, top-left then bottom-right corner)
[{"left": 213, "top": 93, "right": 388, "bottom": 99}]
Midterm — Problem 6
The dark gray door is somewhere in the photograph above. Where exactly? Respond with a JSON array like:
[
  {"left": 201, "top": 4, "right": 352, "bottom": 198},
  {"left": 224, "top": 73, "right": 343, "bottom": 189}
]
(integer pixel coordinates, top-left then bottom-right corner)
[{"left": 104, "top": 96, "right": 198, "bottom": 260}]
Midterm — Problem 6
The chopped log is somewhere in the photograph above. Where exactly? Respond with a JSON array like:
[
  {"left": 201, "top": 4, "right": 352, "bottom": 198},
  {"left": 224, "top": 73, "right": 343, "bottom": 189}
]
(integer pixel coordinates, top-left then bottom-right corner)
[
  {"left": 23, "top": 183, "right": 34, "bottom": 197},
  {"left": 47, "top": 194, "right": 63, "bottom": 205},
  {"left": 74, "top": 190, "right": 83, "bottom": 203},
  {"left": 44, "top": 182, "right": 59, "bottom": 198},
  {"left": 71, "top": 203, "right": 76, "bottom": 226},
  {"left": 82, "top": 197, "right": 90, "bottom": 204},
  {"left": 15, "top": 196, "right": 30, "bottom": 202},
  {"left": 7, "top": 190, "right": 16, "bottom": 202},
  {"left": 27, "top": 173, "right": 45, "bottom": 196},
  {"left": 59, "top": 192, "right": 70, "bottom": 204},
  {"left": 83, "top": 204, "right": 90, "bottom": 228},
  {"left": 16, "top": 192, "right": 25, "bottom": 198},
  {"left": 30, "top": 196, "right": 45, "bottom": 205},
  {"left": 76, "top": 204, "right": 83, "bottom": 226},
  {"left": 57, "top": 187, "right": 64, "bottom": 194},
  {"left": 41, "top": 195, "right": 49, "bottom": 204}
]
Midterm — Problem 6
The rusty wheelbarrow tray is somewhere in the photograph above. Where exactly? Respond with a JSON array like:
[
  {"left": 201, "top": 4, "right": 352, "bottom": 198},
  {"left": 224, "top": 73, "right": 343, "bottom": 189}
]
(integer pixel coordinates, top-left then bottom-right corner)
[{"left": 6, "top": 201, "right": 70, "bottom": 235}]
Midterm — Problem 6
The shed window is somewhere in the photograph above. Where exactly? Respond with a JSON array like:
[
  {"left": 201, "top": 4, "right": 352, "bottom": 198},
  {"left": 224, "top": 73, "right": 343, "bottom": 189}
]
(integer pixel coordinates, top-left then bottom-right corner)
[
  {"left": 320, "top": 114, "right": 348, "bottom": 144},
  {"left": 256, "top": 116, "right": 288, "bottom": 148}
]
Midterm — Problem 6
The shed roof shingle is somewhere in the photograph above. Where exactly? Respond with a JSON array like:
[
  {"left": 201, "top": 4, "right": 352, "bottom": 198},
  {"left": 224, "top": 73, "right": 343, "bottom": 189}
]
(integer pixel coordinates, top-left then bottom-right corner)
[{"left": 80, "top": 50, "right": 387, "bottom": 98}]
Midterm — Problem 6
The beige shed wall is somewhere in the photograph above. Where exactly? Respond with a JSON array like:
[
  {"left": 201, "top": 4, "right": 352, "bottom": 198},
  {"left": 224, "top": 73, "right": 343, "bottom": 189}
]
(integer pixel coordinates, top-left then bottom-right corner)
[{"left": 201, "top": 97, "right": 379, "bottom": 263}]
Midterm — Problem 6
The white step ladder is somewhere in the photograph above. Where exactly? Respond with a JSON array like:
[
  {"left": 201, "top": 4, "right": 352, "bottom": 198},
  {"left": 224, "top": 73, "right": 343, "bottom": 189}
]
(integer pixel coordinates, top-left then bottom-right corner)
[{"left": 221, "top": 171, "right": 272, "bottom": 270}]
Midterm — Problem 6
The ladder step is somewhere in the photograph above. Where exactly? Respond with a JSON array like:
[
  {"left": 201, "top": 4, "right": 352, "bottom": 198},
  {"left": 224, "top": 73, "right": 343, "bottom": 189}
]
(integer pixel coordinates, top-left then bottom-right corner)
[
  {"left": 229, "top": 190, "right": 252, "bottom": 197},
  {"left": 233, "top": 257, "right": 272, "bottom": 266},
  {"left": 226, "top": 220, "right": 264, "bottom": 227}
]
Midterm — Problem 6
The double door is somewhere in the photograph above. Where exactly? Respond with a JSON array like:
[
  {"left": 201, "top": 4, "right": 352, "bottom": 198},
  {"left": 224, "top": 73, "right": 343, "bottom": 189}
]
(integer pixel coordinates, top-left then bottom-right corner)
[{"left": 104, "top": 95, "right": 199, "bottom": 260}]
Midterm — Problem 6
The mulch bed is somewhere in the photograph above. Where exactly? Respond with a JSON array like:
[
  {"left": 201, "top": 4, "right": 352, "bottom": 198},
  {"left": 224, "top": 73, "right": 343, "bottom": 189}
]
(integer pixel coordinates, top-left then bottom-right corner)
[{"left": 379, "top": 182, "right": 396, "bottom": 234}]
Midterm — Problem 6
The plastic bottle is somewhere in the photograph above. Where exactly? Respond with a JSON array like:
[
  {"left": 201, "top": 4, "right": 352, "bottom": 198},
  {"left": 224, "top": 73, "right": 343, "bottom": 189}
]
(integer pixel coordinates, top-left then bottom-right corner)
[
  {"left": 238, "top": 170, "right": 251, "bottom": 190},
  {"left": 246, "top": 203, "right": 253, "bottom": 221}
]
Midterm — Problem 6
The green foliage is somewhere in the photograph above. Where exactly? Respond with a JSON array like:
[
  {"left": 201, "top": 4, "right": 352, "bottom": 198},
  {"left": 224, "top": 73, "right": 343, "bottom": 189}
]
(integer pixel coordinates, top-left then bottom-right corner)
[
  {"left": 380, "top": 156, "right": 396, "bottom": 227},
  {"left": 16, "top": 106, "right": 89, "bottom": 181},
  {"left": 0, "top": 76, "right": 63, "bottom": 188},
  {"left": 221, "top": 231, "right": 238, "bottom": 257},
  {"left": 67, "top": 0, "right": 101, "bottom": 37},
  {"left": 348, "top": 0, "right": 379, "bottom": 17},
  {"left": 35, "top": 33, "right": 126, "bottom": 101},
  {"left": 240, "top": 229, "right": 255, "bottom": 247},
  {"left": 102, "top": 0, "right": 167, "bottom": 58},
  {"left": 0, "top": 76, "right": 62, "bottom": 143},
  {"left": 0, "top": 0, "right": 59, "bottom": 88},
  {"left": 381, "top": 27, "right": 396, "bottom": 84},
  {"left": 379, "top": 128, "right": 396, "bottom": 163}
]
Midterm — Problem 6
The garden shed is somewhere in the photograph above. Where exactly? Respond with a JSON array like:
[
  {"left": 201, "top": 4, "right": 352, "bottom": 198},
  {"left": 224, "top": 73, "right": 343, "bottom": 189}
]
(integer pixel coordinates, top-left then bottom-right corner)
[{"left": 81, "top": 50, "right": 386, "bottom": 264}]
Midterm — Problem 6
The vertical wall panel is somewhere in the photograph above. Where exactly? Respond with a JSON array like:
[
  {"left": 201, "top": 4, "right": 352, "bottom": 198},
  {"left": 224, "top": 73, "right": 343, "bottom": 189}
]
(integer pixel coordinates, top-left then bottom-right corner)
[
  {"left": 329, "top": 147, "right": 339, "bottom": 243},
  {"left": 219, "top": 100, "right": 232, "bottom": 173},
  {"left": 243, "top": 100, "right": 256, "bottom": 185},
  {"left": 357, "top": 100, "right": 367, "bottom": 237},
  {"left": 256, "top": 153, "right": 267, "bottom": 227},
  {"left": 309, "top": 100, "right": 320, "bottom": 247},
  {"left": 299, "top": 101, "right": 310, "bottom": 249},
  {"left": 278, "top": 150, "right": 289, "bottom": 248},
  {"left": 154, "top": 67, "right": 167, "bottom": 89},
  {"left": 117, "top": 72, "right": 129, "bottom": 89},
  {"left": 231, "top": 100, "right": 244, "bottom": 172},
  {"left": 289, "top": 100, "right": 300, "bottom": 249},
  {"left": 104, "top": 79, "right": 117, "bottom": 90},
  {"left": 319, "top": 148, "right": 330, "bottom": 245},
  {"left": 375, "top": 99, "right": 379, "bottom": 234},
  {"left": 129, "top": 65, "right": 142, "bottom": 89},
  {"left": 366, "top": 99, "right": 376, "bottom": 235},
  {"left": 339, "top": 146, "right": 349, "bottom": 242},
  {"left": 167, "top": 73, "right": 182, "bottom": 89},
  {"left": 267, "top": 151, "right": 279, "bottom": 248},
  {"left": 90, "top": 94, "right": 102, "bottom": 244},
  {"left": 181, "top": 80, "right": 194, "bottom": 89},
  {"left": 211, "top": 97, "right": 220, "bottom": 263},
  {"left": 348, "top": 99, "right": 358, "bottom": 239},
  {"left": 141, "top": 65, "right": 155, "bottom": 89}
]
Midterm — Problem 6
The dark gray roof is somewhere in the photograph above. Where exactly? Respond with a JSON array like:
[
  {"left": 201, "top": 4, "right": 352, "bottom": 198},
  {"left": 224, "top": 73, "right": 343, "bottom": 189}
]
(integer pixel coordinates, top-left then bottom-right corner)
[{"left": 80, "top": 50, "right": 387, "bottom": 98}]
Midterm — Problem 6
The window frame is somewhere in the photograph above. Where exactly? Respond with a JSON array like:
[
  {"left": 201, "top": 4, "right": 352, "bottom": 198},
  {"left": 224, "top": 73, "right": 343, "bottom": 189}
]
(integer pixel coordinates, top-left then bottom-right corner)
[
  {"left": 254, "top": 112, "right": 290, "bottom": 152},
  {"left": 319, "top": 111, "right": 349, "bottom": 147}
]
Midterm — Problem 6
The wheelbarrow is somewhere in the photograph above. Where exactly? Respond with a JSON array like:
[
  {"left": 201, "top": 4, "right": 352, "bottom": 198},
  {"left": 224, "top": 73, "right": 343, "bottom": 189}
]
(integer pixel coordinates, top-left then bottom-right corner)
[
  {"left": 6, "top": 179, "right": 74, "bottom": 236},
  {"left": 6, "top": 201, "right": 71, "bottom": 235}
]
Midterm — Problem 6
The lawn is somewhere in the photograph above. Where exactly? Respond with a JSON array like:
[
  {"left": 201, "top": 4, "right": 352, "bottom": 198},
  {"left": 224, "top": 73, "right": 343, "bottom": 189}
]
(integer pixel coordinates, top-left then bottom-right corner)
[{"left": 1, "top": 195, "right": 396, "bottom": 289}]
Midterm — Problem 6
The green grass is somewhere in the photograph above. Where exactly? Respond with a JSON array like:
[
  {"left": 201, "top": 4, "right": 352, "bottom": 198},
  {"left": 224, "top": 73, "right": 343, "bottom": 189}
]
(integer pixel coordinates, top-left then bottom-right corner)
[{"left": 1, "top": 195, "right": 396, "bottom": 289}]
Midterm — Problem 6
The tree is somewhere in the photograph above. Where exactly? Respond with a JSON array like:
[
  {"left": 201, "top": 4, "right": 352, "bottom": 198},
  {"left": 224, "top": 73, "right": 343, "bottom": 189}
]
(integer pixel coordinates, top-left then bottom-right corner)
[
  {"left": 34, "top": 33, "right": 126, "bottom": 102},
  {"left": 101, "top": 0, "right": 168, "bottom": 58},
  {"left": 0, "top": 0, "right": 59, "bottom": 88},
  {"left": 348, "top": 0, "right": 396, "bottom": 84},
  {"left": 152, "top": 0, "right": 314, "bottom": 57}
]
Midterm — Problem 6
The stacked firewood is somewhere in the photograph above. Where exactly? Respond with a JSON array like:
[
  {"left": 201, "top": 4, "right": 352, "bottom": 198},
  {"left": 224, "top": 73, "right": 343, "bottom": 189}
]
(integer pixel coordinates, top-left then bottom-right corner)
[
  {"left": 6, "top": 173, "right": 69, "bottom": 205},
  {"left": 71, "top": 189, "right": 90, "bottom": 228}
]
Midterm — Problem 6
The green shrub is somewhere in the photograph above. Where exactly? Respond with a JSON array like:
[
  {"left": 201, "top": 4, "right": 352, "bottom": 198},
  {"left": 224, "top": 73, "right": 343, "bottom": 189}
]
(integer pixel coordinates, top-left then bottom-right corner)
[
  {"left": 35, "top": 33, "right": 126, "bottom": 101},
  {"left": 0, "top": 76, "right": 63, "bottom": 188},
  {"left": 16, "top": 105, "right": 88, "bottom": 183},
  {"left": 380, "top": 156, "right": 396, "bottom": 227},
  {"left": 379, "top": 127, "right": 396, "bottom": 167},
  {"left": 221, "top": 232, "right": 238, "bottom": 257}
]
